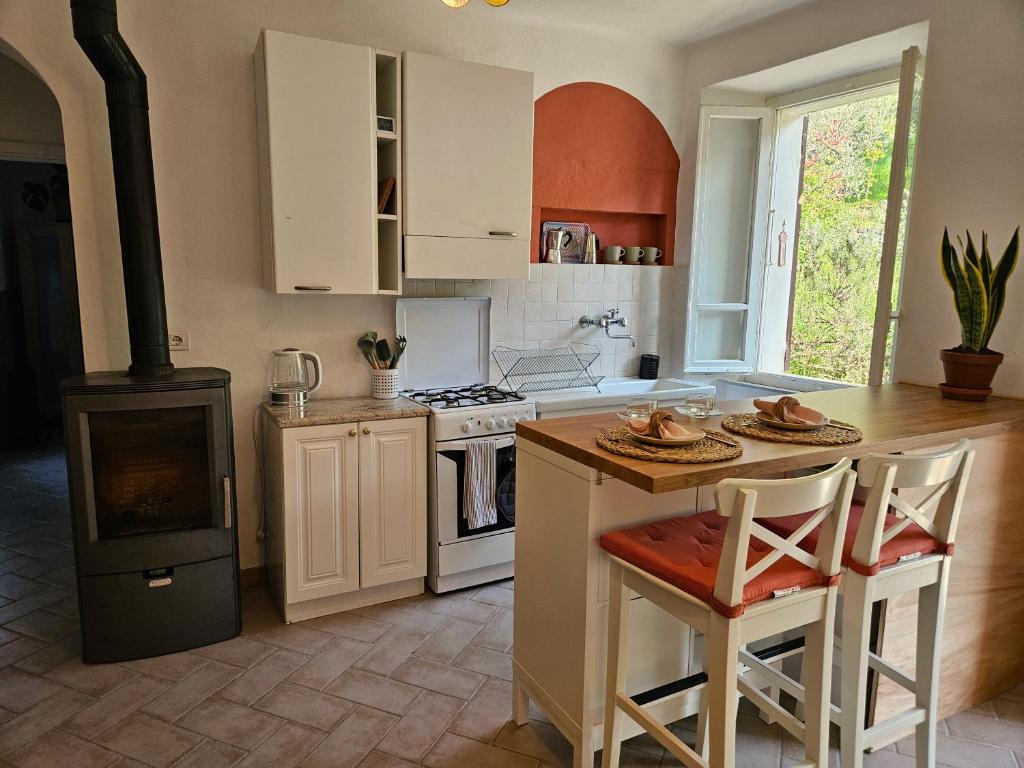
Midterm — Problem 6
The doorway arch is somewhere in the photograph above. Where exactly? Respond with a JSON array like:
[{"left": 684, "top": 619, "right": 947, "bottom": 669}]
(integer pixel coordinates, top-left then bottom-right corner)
[
  {"left": 0, "top": 47, "right": 83, "bottom": 447},
  {"left": 0, "top": 23, "right": 127, "bottom": 373}
]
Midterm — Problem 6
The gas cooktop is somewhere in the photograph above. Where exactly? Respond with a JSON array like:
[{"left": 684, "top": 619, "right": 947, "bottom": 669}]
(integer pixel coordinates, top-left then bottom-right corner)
[{"left": 403, "top": 384, "right": 526, "bottom": 410}]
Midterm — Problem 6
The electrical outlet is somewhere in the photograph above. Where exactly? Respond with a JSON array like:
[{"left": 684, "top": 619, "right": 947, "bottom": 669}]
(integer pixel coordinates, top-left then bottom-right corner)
[{"left": 168, "top": 330, "right": 190, "bottom": 351}]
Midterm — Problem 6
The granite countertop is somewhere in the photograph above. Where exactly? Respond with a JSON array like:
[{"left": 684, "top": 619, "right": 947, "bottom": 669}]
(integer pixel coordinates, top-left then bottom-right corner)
[{"left": 261, "top": 396, "right": 430, "bottom": 428}]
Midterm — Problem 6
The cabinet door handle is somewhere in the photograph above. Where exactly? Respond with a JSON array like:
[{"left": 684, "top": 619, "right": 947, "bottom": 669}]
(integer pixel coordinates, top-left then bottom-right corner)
[
  {"left": 488, "top": 231, "right": 518, "bottom": 238},
  {"left": 222, "top": 475, "right": 232, "bottom": 529},
  {"left": 362, "top": 427, "right": 372, "bottom": 435},
  {"left": 348, "top": 428, "right": 357, "bottom": 437},
  {"left": 294, "top": 285, "right": 332, "bottom": 291}
]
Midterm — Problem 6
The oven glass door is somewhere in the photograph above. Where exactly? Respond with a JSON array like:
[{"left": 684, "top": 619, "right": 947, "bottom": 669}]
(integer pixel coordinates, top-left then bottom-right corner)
[{"left": 436, "top": 434, "right": 517, "bottom": 544}]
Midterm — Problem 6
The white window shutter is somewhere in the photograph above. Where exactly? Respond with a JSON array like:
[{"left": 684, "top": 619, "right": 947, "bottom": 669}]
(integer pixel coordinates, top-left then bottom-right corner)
[{"left": 685, "top": 105, "right": 774, "bottom": 373}]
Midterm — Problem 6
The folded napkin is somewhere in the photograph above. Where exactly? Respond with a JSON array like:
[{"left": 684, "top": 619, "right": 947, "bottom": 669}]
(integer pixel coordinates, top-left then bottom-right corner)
[
  {"left": 628, "top": 409, "right": 702, "bottom": 440},
  {"left": 464, "top": 440, "right": 498, "bottom": 530},
  {"left": 753, "top": 396, "right": 826, "bottom": 425}
]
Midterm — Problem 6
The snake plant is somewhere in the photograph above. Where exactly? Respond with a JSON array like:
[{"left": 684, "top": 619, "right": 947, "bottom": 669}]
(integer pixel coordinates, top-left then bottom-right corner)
[{"left": 940, "top": 227, "right": 1019, "bottom": 353}]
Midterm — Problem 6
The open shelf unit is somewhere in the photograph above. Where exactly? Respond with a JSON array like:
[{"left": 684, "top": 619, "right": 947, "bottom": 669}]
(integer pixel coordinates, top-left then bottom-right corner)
[
  {"left": 538, "top": 208, "right": 670, "bottom": 266},
  {"left": 373, "top": 49, "right": 402, "bottom": 293}
]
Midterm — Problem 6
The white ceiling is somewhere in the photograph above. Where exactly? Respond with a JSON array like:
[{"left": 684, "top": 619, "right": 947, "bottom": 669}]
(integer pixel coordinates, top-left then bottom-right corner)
[{"left": 450, "top": 0, "right": 820, "bottom": 45}]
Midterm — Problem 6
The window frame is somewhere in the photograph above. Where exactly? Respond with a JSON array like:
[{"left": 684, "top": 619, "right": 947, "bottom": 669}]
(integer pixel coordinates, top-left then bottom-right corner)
[{"left": 685, "top": 49, "right": 923, "bottom": 389}]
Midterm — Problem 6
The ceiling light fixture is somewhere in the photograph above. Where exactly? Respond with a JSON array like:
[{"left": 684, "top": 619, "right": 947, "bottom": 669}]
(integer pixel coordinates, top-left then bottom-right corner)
[{"left": 441, "top": 0, "right": 509, "bottom": 7}]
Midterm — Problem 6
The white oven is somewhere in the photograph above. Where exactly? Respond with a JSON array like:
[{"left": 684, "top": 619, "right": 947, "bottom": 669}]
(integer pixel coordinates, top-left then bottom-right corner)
[
  {"left": 397, "top": 297, "right": 535, "bottom": 593},
  {"left": 426, "top": 401, "right": 533, "bottom": 594},
  {"left": 434, "top": 433, "right": 518, "bottom": 544}
]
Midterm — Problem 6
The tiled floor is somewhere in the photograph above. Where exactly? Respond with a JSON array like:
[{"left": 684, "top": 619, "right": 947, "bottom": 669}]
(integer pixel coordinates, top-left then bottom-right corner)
[{"left": 1, "top": 448, "right": 1022, "bottom": 767}]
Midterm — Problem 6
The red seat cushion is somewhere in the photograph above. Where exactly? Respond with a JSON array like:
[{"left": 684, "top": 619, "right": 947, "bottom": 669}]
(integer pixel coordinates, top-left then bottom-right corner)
[
  {"left": 759, "top": 501, "right": 947, "bottom": 577},
  {"left": 599, "top": 510, "right": 832, "bottom": 618}
]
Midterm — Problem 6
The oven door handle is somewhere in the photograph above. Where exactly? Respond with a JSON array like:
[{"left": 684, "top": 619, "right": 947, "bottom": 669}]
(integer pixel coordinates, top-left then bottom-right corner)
[{"left": 441, "top": 436, "right": 517, "bottom": 452}]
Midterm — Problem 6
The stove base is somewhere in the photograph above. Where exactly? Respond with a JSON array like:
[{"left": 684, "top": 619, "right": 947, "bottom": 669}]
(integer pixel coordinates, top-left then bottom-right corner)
[
  {"left": 429, "top": 561, "right": 513, "bottom": 594},
  {"left": 77, "top": 555, "right": 240, "bottom": 663}
]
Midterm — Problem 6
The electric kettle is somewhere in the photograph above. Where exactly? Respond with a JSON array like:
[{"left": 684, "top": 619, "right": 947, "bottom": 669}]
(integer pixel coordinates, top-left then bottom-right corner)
[{"left": 267, "top": 348, "right": 322, "bottom": 406}]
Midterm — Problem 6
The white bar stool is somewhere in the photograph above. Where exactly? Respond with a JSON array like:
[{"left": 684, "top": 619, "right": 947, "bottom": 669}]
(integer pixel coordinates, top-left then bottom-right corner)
[
  {"left": 748, "top": 439, "right": 974, "bottom": 768},
  {"left": 599, "top": 459, "right": 856, "bottom": 768}
]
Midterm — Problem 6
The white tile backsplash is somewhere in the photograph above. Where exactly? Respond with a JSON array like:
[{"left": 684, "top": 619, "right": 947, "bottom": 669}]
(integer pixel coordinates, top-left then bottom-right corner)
[{"left": 404, "top": 263, "right": 674, "bottom": 382}]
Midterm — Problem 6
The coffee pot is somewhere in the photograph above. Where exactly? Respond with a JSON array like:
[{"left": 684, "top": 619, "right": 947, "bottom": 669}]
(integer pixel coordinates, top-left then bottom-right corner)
[
  {"left": 267, "top": 348, "right": 322, "bottom": 406},
  {"left": 544, "top": 229, "right": 571, "bottom": 264}
]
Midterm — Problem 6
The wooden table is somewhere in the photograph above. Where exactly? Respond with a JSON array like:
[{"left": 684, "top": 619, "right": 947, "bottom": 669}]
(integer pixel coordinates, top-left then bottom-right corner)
[{"left": 512, "top": 384, "right": 1024, "bottom": 767}]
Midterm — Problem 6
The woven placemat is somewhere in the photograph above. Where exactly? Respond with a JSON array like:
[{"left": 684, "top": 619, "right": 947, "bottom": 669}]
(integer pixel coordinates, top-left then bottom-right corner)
[
  {"left": 721, "top": 414, "right": 862, "bottom": 445},
  {"left": 596, "top": 425, "right": 743, "bottom": 464}
]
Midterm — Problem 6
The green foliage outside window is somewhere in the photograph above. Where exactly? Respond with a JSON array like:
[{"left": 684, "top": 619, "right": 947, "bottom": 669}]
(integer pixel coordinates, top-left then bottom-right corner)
[{"left": 787, "top": 94, "right": 901, "bottom": 383}]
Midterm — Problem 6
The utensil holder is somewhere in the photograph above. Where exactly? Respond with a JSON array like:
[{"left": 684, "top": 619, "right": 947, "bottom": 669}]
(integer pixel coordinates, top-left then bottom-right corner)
[{"left": 371, "top": 369, "right": 399, "bottom": 399}]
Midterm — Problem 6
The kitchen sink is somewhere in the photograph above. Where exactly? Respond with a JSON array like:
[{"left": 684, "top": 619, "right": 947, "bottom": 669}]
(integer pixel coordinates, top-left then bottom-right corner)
[{"left": 530, "top": 377, "right": 716, "bottom": 419}]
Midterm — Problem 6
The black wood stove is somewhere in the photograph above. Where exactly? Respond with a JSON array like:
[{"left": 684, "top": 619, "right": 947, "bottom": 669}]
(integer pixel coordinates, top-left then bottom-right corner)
[{"left": 61, "top": 0, "right": 240, "bottom": 662}]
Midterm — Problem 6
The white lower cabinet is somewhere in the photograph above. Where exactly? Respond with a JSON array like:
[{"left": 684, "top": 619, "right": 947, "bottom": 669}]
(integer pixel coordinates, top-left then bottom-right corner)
[
  {"left": 266, "top": 416, "right": 427, "bottom": 622},
  {"left": 287, "top": 425, "right": 360, "bottom": 604},
  {"left": 358, "top": 418, "right": 428, "bottom": 588}
]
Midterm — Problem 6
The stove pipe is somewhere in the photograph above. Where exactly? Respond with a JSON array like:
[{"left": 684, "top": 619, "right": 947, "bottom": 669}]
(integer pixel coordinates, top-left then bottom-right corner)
[{"left": 71, "top": 0, "right": 173, "bottom": 376}]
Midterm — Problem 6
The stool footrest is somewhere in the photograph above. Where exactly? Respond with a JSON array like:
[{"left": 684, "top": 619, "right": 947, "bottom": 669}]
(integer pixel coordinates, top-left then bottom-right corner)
[
  {"left": 864, "top": 707, "right": 927, "bottom": 749},
  {"left": 630, "top": 672, "right": 709, "bottom": 707},
  {"left": 753, "top": 636, "right": 806, "bottom": 663}
]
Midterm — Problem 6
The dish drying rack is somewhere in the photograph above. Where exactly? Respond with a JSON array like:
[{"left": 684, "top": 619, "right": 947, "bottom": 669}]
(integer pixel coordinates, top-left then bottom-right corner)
[{"left": 492, "top": 343, "right": 603, "bottom": 393}]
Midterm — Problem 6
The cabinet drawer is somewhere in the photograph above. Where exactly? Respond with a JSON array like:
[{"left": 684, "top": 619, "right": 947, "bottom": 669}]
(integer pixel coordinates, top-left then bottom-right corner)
[{"left": 404, "top": 235, "right": 529, "bottom": 281}]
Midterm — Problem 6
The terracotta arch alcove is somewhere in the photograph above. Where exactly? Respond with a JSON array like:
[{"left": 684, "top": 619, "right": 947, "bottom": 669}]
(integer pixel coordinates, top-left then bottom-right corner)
[{"left": 531, "top": 82, "right": 680, "bottom": 265}]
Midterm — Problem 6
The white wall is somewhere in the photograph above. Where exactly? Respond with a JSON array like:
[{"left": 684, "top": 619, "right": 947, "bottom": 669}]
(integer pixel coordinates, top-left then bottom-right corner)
[
  {"left": 406, "top": 263, "right": 672, "bottom": 385},
  {"left": 676, "top": 0, "right": 1024, "bottom": 394},
  {"left": 0, "top": 52, "right": 63, "bottom": 160},
  {"left": 0, "top": 0, "right": 687, "bottom": 568}
]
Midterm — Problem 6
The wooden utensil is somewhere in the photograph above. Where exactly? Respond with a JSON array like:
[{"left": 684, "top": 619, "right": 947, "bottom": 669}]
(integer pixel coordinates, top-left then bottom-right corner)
[
  {"left": 826, "top": 422, "right": 860, "bottom": 432},
  {"left": 703, "top": 432, "right": 740, "bottom": 447}
]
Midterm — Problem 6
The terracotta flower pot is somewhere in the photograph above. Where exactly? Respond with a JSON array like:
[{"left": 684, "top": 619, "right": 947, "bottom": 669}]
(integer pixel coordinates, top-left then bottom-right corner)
[{"left": 939, "top": 349, "right": 1004, "bottom": 401}]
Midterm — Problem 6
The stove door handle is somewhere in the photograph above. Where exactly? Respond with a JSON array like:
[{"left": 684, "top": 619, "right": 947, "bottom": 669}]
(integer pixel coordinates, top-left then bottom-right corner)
[
  {"left": 223, "top": 476, "right": 233, "bottom": 529},
  {"left": 443, "top": 436, "right": 517, "bottom": 452}
]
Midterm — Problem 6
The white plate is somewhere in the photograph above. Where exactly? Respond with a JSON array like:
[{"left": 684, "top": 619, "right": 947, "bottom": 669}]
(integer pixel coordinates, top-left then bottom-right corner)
[
  {"left": 755, "top": 413, "right": 830, "bottom": 431},
  {"left": 629, "top": 427, "right": 706, "bottom": 446},
  {"left": 674, "top": 407, "right": 724, "bottom": 418}
]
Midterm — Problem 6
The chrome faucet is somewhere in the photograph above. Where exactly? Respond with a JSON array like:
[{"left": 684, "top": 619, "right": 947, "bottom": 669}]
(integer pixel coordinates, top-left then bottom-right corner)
[{"left": 579, "top": 308, "right": 636, "bottom": 347}]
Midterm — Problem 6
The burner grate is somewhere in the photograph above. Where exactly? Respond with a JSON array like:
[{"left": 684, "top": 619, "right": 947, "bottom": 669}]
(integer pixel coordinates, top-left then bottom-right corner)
[{"left": 404, "top": 385, "right": 526, "bottom": 409}]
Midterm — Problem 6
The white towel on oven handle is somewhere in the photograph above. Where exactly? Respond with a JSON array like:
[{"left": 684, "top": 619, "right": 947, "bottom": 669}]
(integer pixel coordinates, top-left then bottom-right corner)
[{"left": 464, "top": 439, "right": 499, "bottom": 530}]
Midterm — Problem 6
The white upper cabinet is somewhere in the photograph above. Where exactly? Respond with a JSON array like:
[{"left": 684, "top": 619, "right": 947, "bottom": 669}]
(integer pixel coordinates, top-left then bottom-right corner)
[
  {"left": 255, "top": 30, "right": 380, "bottom": 294},
  {"left": 403, "top": 52, "right": 533, "bottom": 280}
]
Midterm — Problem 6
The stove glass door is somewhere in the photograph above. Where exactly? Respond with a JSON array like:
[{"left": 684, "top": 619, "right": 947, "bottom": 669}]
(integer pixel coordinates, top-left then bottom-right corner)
[
  {"left": 64, "top": 387, "right": 234, "bottom": 576},
  {"left": 436, "top": 434, "right": 516, "bottom": 543},
  {"left": 87, "top": 406, "right": 213, "bottom": 539}
]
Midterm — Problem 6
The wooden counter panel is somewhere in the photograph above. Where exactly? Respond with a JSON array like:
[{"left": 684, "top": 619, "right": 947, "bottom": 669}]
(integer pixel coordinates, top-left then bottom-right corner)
[
  {"left": 517, "top": 384, "right": 1024, "bottom": 494},
  {"left": 874, "top": 430, "right": 1024, "bottom": 727}
]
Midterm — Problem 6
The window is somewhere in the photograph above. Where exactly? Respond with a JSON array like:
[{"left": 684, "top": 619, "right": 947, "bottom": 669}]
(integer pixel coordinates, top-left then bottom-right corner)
[{"left": 686, "top": 46, "right": 923, "bottom": 387}]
